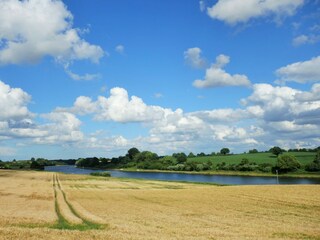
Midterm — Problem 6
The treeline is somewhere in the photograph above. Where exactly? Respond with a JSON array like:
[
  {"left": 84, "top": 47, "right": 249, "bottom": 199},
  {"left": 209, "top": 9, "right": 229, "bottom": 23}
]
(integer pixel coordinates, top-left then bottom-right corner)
[
  {"left": 2, "top": 146, "right": 319, "bottom": 174},
  {"left": 75, "top": 147, "right": 320, "bottom": 174},
  {"left": 0, "top": 158, "right": 55, "bottom": 170}
]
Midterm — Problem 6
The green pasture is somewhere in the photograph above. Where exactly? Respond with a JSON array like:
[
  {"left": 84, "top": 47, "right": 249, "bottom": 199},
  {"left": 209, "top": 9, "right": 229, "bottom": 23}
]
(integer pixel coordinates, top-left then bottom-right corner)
[{"left": 188, "top": 152, "right": 316, "bottom": 166}]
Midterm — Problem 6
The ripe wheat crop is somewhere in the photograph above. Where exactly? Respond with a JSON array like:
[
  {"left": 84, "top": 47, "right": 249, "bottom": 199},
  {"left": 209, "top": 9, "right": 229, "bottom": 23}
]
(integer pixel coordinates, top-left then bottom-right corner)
[{"left": 0, "top": 170, "right": 319, "bottom": 239}]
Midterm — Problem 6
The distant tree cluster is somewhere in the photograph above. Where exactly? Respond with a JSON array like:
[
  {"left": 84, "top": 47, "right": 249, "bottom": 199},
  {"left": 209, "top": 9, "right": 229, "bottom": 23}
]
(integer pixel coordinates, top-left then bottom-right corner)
[
  {"left": 305, "top": 150, "right": 320, "bottom": 172},
  {"left": 248, "top": 149, "right": 258, "bottom": 154},
  {"left": 4, "top": 146, "right": 315, "bottom": 175},
  {"left": 216, "top": 159, "right": 273, "bottom": 173},
  {"left": 0, "top": 158, "right": 54, "bottom": 170},
  {"left": 288, "top": 147, "right": 320, "bottom": 153}
]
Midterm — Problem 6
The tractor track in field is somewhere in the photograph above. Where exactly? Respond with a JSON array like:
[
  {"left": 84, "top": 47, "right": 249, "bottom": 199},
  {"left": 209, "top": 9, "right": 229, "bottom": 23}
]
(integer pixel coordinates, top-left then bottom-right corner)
[{"left": 52, "top": 173, "right": 106, "bottom": 230}]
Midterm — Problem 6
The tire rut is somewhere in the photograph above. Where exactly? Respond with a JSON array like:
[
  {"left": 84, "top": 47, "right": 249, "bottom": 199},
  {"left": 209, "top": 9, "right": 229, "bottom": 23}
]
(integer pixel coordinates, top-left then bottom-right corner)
[{"left": 52, "top": 173, "right": 106, "bottom": 229}]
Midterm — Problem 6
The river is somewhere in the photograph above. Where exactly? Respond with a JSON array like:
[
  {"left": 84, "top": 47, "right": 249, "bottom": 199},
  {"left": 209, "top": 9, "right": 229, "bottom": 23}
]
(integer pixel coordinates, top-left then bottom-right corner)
[{"left": 45, "top": 165, "right": 320, "bottom": 185}]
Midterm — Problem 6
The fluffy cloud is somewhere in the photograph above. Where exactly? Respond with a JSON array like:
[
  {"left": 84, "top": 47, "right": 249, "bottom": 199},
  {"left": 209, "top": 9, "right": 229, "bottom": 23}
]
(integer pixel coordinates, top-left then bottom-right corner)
[
  {"left": 244, "top": 83, "right": 320, "bottom": 130},
  {"left": 65, "top": 69, "right": 100, "bottom": 81},
  {"left": 2, "top": 80, "right": 320, "bottom": 157},
  {"left": 193, "top": 54, "right": 251, "bottom": 88},
  {"left": 59, "top": 83, "right": 320, "bottom": 152},
  {"left": 190, "top": 109, "right": 251, "bottom": 123},
  {"left": 184, "top": 47, "right": 206, "bottom": 68},
  {"left": 65, "top": 87, "right": 179, "bottom": 123},
  {"left": 0, "top": 80, "right": 84, "bottom": 145},
  {"left": 207, "top": 0, "right": 304, "bottom": 25},
  {"left": 292, "top": 34, "right": 320, "bottom": 46},
  {"left": 0, "top": 80, "right": 32, "bottom": 121},
  {"left": 0, "top": 0, "right": 104, "bottom": 65},
  {"left": 34, "top": 112, "right": 84, "bottom": 144},
  {"left": 296, "top": 83, "right": 320, "bottom": 101},
  {"left": 276, "top": 56, "right": 320, "bottom": 84}
]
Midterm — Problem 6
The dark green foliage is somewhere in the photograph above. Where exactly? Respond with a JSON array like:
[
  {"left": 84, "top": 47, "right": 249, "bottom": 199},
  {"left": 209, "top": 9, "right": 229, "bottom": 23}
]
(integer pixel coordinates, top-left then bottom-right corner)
[
  {"left": 134, "top": 151, "right": 158, "bottom": 162},
  {"left": 90, "top": 171, "right": 111, "bottom": 177},
  {"left": 288, "top": 147, "right": 319, "bottom": 152},
  {"left": 0, "top": 157, "right": 53, "bottom": 170},
  {"left": 249, "top": 149, "right": 258, "bottom": 154},
  {"left": 159, "top": 156, "right": 176, "bottom": 169},
  {"left": 188, "top": 152, "right": 195, "bottom": 158},
  {"left": 220, "top": 148, "right": 230, "bottom": 155},
  {"left": 305, "top": 150, "right": 320, "bottom": 172},
  {"left": 133, "top": 151, "right": 159, "bottom": 169},
  {"left": 270, "top": 146, "right": 283, "bottom": 156},
  {"left": 257, "top": 163, "right": 273, "bottom": 173},
  {"left": 167, "top": 164, "right": 185, "bottom": 171},
  {"left": 30, "top": 160, "right": 44, "bottom": 170},
  {"left": 76, "top": 157, "right": 100, "bottom": 168},
  {"left": 216, "top": 159, "right": 272, "bottom": 172},
  {"left": 172, "top": 152, "right": 187, "bottom": 164},
  {"left": 197, "top": 152, "right": 206, "bottom": 157},
  {"left": 127, "top": 147, "right": 140, "bottom": 160},
  {"left": 274, "top": 154, "right": 301, "bottom": 173}
]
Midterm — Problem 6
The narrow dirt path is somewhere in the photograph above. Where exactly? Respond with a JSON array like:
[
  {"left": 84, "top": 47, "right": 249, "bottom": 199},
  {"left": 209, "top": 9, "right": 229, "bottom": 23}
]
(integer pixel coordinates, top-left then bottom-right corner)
[
  {"left": 52, "top": 173, "right": 107, "bottom": 230},
  {"left": 53, "top": 173, "right": 83, "bottom": 224}
]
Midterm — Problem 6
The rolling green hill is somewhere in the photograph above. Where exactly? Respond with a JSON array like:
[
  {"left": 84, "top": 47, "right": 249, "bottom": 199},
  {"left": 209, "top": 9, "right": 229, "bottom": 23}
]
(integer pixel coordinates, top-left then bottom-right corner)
[{"left": 187, "top": 152, "right": 316, "bottom": 166}]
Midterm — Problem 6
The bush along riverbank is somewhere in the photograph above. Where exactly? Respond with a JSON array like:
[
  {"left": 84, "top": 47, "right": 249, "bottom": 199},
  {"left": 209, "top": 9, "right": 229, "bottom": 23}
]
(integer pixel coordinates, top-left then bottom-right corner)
[{"left": 74, "top": 147, "right": 320, "bottom": 177}]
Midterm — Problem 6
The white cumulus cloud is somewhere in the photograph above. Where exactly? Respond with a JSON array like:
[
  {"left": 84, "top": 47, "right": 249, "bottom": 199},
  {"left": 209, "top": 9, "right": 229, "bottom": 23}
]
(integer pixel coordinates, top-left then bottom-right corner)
[
  {"left": 193, "top": 54, "right": 251, "bottom": 88},
  {"left": 207, "top": 0, "right": 304, "bottom": 25},
  {"left": 0, "top": 0, "right": 104, "bottom": 65},
  {"left": 184, "top": 47, "right": 206, "bottom": 69},
  {"left": 0, "top": 80, "right": 32, "bottom": 121},
  {"left": 276, "top": 56, "right": 320, "bottom": 84}
]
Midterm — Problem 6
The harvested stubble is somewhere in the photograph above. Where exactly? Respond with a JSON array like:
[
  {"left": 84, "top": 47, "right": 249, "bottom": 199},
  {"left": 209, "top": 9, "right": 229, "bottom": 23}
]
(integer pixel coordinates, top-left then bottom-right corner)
[{"left": 0, "top": 170, "right": 320, "bottom": 240}]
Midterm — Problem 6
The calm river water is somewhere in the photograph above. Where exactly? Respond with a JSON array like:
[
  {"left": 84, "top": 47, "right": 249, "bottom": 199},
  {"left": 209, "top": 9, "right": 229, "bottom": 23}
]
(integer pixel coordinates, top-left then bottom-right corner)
[{"left": 45, "top": 165, "right": 320, "bottom": 185}]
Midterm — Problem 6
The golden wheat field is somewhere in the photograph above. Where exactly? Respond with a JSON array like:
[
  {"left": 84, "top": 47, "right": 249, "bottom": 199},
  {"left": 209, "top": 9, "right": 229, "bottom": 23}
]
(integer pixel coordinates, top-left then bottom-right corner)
[{"left": 0, "top": 170, "right": 319, "bottom": 240}]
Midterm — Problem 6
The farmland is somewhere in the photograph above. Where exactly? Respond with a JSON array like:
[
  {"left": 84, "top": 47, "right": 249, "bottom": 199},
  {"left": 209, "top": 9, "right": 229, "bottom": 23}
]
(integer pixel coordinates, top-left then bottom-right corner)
[
  {"left": 188, "top": 152, "right": 316, "bottom": 165},
  {"left": 0, "top": 170, "right": 320, "bottom": 239}
]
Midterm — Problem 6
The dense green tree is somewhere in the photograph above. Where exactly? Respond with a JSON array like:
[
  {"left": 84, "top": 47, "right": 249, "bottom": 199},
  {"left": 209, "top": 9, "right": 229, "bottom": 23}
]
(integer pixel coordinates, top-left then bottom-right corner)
[
  {"left": 305, "top": 150, "right": 320, "bottom": 172},
  {"left": 188, "top": 152, "right": 195, "bottom": 158},
  {"left": 248, "top": 149, "right": 258, "bottom": 154},
  {"left": 75, "top": 157, "right": 99, "bottom": 168},
  {"left": 172, "top": 152, "right": 187, "bottom": 164},
  {"left": 270, "top": 146, "right": 283, "bottom": 156},
  {"left": 127, "top": 147, "right": 140, "bottom": 160},
  {"left": 275, "top": 154, "right": 301, "bottom": 173},
  {"left": 160, "top": 156, "right": 176, "bottom": 166},
  {"left": 30, "top": 160, "right": 43, "bottom": 170},
  {"left": 220, "top": 148, "right": 230, "bottom": 155},
  {"left": 134, "top": 151, "right": 158, "bottom": 163}
]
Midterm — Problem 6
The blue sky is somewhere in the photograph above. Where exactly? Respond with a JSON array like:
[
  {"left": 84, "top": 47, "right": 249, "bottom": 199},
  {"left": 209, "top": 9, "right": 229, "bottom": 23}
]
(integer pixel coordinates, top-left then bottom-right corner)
[{"left": 0, "top": 0, "right": 319, "bottom": 160}]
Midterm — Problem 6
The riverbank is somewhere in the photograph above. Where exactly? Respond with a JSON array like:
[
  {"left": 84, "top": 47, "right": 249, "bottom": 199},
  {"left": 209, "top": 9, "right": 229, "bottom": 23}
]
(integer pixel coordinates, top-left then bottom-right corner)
[
  {"left": 45, "top": 165, "right": 320, "bottom": 185},
  {"left": 115, "top": 168, "right": 320, "bottom": 179},
  {"left": 73, "top": 165, "right": 320, "bottom": 179}
]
